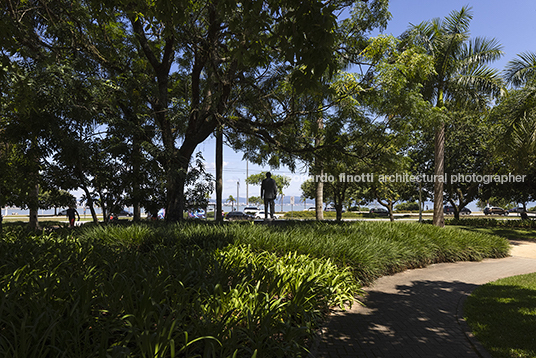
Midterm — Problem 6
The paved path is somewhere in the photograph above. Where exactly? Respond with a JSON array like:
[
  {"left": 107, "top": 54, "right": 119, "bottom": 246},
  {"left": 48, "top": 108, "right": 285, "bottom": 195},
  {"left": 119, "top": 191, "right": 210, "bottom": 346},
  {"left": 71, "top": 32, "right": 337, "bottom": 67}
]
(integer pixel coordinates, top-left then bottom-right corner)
[{"left": 313, "top": 241, "right": 536, "bottom": 358}]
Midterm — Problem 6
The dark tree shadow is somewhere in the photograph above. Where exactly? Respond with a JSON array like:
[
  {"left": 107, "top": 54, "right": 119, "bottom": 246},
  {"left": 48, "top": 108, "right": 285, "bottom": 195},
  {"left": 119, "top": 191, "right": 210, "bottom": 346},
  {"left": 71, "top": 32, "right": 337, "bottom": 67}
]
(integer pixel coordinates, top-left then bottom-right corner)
[{"left": 316, "top": 280, "right": 484, "bottom": 357}]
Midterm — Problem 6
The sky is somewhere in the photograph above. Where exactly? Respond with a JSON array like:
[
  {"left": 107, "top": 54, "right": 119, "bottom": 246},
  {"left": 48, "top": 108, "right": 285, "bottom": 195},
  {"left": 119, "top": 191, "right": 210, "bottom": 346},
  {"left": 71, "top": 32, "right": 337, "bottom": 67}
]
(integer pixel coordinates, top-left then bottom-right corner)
[{"left": 197, "top": 0, "right": 536, "bottom": 207}]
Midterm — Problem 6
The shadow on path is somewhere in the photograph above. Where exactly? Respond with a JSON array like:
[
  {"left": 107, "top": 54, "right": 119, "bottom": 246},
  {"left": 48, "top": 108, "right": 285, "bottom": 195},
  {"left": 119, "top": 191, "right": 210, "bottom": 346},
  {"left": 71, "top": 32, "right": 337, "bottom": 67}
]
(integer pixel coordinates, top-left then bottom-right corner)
[{"left": 316, "top": 280, "right": 482, "bottom": 358}]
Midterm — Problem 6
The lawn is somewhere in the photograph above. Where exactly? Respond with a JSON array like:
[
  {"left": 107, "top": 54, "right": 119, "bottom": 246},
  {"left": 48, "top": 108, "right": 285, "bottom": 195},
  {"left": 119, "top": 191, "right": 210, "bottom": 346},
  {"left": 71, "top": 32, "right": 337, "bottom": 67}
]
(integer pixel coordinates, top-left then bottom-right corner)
[
  {"left": 453, "top": 225, "right": 536, "bottom": 242},
  {"left": 456, "top": 224, "right": 536, "bottom": 358},
  {"left": 464, "top": 273, "right": 536, "bottom": 358},
  {"left": 0, "top": 221, "right": 510, "bottom": 357}
]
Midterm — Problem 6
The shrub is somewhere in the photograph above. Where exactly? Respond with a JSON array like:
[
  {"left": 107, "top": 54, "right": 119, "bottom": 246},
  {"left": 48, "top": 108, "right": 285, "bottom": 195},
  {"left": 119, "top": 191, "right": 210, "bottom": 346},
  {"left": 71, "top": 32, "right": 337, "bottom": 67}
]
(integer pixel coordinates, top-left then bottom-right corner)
[{"left": 395, "top": 202, "right": 420, "bottom": 211}]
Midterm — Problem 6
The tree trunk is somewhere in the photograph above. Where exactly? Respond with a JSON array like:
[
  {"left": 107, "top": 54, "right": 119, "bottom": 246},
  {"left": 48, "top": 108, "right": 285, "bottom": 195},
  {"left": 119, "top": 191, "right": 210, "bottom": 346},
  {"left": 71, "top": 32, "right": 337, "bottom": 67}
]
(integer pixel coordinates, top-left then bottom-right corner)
[
  {"left": 132, "top": 134, "right": 142, "bottom": 222},
  {"left": 335, "top": 204, "right": 343, "bottom": 221},
  {"left": 216, "top": 126, "right": 223, "bottom": 222},
  {"left": 28, "top": 146, "right": 40, "bottom": 231},
  {"left": 388, "top": 202, "right": 394, "bottom": 222},
  {"left": 433, "top": 121, "right": 445, "bottom": 227},
  {"left": 315, "top": 171, "right": 324, "bottom": 221},
  {"left": 315, "top": 117, "right": 324, "bottom": 221},
  {"left": 81, "top": 186, "right": 99, "bottom": 224},
  {"left": 28, "top": 183, "right": 40, "bottom": 230}
]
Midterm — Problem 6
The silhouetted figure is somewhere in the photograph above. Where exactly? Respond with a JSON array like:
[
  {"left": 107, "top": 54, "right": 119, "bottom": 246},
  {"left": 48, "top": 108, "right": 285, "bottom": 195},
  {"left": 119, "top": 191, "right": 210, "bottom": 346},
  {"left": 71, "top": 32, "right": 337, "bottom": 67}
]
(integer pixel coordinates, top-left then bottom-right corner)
[
  {"left": 66, "top": 206, "right": 80, "bottom": 228},
  {"left": 261, "top": 172, "right": 277, "bottom": 219}
]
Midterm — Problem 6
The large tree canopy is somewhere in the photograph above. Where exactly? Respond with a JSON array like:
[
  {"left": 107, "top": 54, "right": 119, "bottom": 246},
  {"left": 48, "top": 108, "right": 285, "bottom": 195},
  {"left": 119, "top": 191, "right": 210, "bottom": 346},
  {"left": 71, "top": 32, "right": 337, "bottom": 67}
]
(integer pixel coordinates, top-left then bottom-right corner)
[{"left": 2, "top": 0, "right": 387, "bottom": 221}]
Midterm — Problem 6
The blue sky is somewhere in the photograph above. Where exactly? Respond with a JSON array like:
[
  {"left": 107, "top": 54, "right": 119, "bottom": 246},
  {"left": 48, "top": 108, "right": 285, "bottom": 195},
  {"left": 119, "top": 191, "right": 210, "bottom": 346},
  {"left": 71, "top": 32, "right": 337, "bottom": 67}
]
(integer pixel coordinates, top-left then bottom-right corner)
[{"left": 199, "top": 1, "right": 536, "bottom": 206}]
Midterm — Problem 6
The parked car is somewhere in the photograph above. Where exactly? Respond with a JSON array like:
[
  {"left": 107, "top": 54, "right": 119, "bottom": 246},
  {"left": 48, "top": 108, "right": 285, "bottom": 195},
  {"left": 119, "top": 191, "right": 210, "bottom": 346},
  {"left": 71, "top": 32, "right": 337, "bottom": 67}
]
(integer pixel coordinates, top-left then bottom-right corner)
[
  {"left": 508, "top": 207, "right": 526, "bottom": 214},
  {"left": 56, "top": 209, "right": 69, "bottom": 216},
  {"left": 225, "top": 211, "right": 255, "bottom": 221},
  {"left": 369, "top": 207, "right": 389, "bottom": 216},
  {"left": 109, "top": 209, "right": 133, "bottom": 221},
  {"left": 255, "top": 211, "right": 280, "bottom": 219},
  {"left": 325, "top": 206, "right": 336, "bottom": 212},
  {"left": 115, "top": 209, "right": 133, "bottom": 217},
  {"left": 444, "top": 206, "right": 471, "bottom": 215},
  {"left": 484, "top": 207, "right": 507, "bottom": 215},
  {"left": 243, "top": 206, "right": 260, "bottom": 215},
  {"left": 307, "top": 207, "right": 316, "bottom": 211}
]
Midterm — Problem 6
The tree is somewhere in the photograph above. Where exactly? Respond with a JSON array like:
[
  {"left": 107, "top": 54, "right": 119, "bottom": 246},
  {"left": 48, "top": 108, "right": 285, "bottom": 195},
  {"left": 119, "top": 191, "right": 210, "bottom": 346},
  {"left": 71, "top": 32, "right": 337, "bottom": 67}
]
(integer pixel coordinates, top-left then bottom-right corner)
[
  {"left": 39, "top": 189, "right": 76, "bottom": 215},
  {"left": 184, "top": 153, "right": 214, "bottom": 212},
  {"left": 225, "top": 196, "right": 236, "bottom": 212},
  {"left": 484, "top": 52, "right": 536, "bottom": 208},
  {"left": 248, "top": 196, "right": 263, "bottom": 207},
  {"left": 223, "top": 1, "right": 391, "bottom": 221},
  {"left": 4, "top": 0, "right": 371, "bottom": 222},
  {"left": 411, "top": 109, "right": 496, "bottom": 219},
  {"left": 245, "top": 172, "right": 291, "bottom": 198},
  {"left": 403, "top": 6, "right": 504, "bottom": 226}
]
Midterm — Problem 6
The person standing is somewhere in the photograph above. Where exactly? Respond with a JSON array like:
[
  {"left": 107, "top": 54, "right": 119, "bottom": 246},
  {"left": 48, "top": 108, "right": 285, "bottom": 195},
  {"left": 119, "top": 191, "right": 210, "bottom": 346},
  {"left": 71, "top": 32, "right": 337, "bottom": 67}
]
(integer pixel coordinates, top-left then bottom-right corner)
[
  {"left": 261, "top": 172, "right": 277, "bottom": 219},
  {"left": 66, "top": 206, "right": 80, "bottom": 228}
]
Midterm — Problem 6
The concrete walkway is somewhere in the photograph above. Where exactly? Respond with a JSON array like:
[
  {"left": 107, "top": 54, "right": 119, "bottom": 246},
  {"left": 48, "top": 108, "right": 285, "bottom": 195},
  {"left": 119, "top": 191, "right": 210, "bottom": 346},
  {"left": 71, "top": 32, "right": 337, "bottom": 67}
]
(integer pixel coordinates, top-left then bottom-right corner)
[{"left": 313, "top": 240, "right": 536, "bottom": 358}]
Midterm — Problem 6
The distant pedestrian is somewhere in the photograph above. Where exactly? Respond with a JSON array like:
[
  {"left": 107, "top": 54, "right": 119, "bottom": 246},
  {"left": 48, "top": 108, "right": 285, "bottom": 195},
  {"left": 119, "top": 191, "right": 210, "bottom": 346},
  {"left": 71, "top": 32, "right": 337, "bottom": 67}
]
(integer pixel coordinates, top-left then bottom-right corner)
[
  {"left": 66, "top": 206, "right": 80, "bottom": 228},
  {"left": 261, "top": 172, "right": 277, "bottom": 219}
]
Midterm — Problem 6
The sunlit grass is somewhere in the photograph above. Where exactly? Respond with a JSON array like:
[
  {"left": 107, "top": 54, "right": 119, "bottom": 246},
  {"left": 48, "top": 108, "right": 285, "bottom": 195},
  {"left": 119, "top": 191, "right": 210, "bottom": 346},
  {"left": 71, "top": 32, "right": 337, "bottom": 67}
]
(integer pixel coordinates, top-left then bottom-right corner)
[{"left": 464, "top": 273, "right": 536, "bottom": 358}]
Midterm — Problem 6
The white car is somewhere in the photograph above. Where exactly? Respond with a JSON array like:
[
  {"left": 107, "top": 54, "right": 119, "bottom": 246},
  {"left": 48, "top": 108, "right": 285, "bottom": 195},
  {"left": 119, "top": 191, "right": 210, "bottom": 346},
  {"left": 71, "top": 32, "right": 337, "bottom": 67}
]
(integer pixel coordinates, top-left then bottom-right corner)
[
  {"left": 255, "top": 211, "right": 280, "bottom": 219},
  {"left": 243, "top": 206, "right": 260, "bottom": 215}
]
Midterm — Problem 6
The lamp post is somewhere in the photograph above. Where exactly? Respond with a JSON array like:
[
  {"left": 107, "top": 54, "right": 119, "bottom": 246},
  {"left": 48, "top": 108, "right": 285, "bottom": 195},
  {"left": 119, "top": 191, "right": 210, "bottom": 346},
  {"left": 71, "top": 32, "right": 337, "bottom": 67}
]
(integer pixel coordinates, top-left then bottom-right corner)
[{"left": 237, "top": 180, "right": 240, "bottom": 212}]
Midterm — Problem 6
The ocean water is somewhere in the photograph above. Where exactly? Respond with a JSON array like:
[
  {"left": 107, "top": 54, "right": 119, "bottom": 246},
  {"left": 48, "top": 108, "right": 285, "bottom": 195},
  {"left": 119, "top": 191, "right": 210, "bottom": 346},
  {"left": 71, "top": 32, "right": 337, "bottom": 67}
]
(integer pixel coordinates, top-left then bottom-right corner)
[
  {"left": 2, "top": 203, "right": 313, "bottom": 217},
  {"left": 1, "top": 207, "right": 138, "bottom": 217}
]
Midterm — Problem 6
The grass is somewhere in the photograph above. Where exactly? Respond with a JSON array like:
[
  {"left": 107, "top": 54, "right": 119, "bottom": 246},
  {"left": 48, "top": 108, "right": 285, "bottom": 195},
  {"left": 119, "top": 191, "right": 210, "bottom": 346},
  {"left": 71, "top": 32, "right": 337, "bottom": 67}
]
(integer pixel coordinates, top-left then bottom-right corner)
[
  {"left": 464, "top": 273, "right": 536, "bottom": 358},
  {"left": 453, "top": 225, "right": 536, "bottom": 242},
  {"left": 0, "top": 220, "right": 510, "bottom": 357}
]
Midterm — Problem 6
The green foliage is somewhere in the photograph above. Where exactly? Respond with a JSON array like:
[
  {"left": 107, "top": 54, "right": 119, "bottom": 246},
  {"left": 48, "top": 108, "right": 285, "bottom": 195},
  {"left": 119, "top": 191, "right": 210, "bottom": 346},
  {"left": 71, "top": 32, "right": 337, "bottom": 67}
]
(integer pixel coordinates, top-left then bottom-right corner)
[
  {"left": 395, "top": 202, "right": 420, "bottom": 211},
  {"left": 0, "top": 223, "right": 361, "bottom": 357},
  {"left": 0, "top": 220, "right": 509, "bottom": 356},
  {"left": 38, "top": 189, "right": 76, "bottom": 210},
  {"left": 248, "top": 196, "right": 263, "bottom": 206},
  {"left": 246, "top": 172, "right": 290, "bottom": 196}
]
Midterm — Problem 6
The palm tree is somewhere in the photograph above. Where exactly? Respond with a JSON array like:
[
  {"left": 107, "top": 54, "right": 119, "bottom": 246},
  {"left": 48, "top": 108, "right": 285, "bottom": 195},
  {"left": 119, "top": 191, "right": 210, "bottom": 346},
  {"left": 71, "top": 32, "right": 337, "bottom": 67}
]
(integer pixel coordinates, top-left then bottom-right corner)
[
  {"left": 504, "top": 52, "right": 536, "bottom": 87},
  {"left": 300, "top": 195, "right": 307, "bottom": 210},
  {"left": 225, "top": 195, "right": 236, "bottom": 211},
  {"left": 404, "top": 6, "right": 504, "bottom": 226}
]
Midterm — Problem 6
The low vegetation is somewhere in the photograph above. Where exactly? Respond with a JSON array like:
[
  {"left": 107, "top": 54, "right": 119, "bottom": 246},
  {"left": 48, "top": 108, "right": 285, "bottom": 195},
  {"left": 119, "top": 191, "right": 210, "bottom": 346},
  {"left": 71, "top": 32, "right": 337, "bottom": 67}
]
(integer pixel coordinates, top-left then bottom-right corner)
[
  {"left": 0, "top": 221, "right": 509, "bottom": 357},
  {"left": 464, "top": 273, "right": 536, "bottom": 358},
  {"left": 443, "top": 217, "right": 536, "bottom": 229}
]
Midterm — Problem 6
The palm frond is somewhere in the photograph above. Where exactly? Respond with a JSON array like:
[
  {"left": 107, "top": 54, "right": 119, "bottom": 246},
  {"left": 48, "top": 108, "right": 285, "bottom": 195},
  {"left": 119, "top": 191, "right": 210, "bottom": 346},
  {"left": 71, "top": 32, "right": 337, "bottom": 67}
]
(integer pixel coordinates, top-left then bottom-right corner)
[
  {"left": 503, "top": 51, "right": 536, "bottom": 87},
  {"left": 442, "top": 6, "right": 473, "bottom": 36},
  {"left": 459, "top": 37, "right": 504, "bottom": 67},
  {"left": 452, "top": 65, "right": 505, "bottom": 99}
]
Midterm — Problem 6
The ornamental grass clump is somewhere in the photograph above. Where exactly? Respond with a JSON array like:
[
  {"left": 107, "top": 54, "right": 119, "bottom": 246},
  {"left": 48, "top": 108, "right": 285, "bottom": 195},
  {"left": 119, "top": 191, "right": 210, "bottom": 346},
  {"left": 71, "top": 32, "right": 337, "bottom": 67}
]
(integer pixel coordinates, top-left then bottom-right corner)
[
  {"left": 225, "top": 221, "right": 510, "bottom": 285},
  {"left": 0, "top": 225, "right": 361, "bottom": 358}
]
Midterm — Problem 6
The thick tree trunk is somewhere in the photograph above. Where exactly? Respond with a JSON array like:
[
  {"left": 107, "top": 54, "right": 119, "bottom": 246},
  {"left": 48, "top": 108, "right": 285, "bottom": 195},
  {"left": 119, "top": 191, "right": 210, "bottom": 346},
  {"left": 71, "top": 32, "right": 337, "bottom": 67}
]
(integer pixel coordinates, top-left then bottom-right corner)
[
  {"left": 335, "top": 204, "right": 343, "bottom": 221},
  {"left": 433, "top": 121, "right": 445, "bottom": 227}
]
